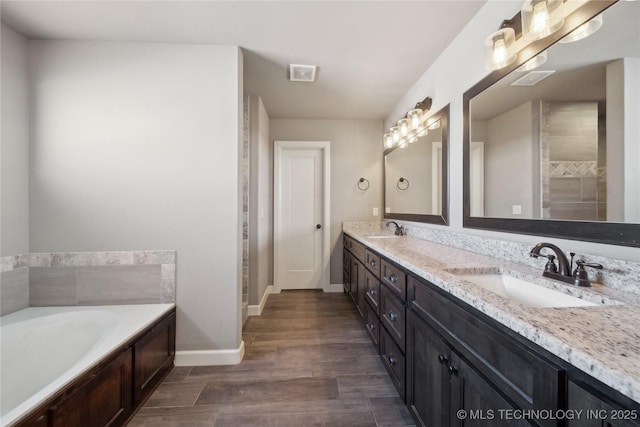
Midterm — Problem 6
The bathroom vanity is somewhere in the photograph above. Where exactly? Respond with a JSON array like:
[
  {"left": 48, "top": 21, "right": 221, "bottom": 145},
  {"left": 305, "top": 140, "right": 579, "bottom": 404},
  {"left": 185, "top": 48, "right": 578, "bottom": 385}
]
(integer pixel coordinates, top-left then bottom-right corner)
[{"left": 343, "top": 226, "right": 640, "bottom": 427}]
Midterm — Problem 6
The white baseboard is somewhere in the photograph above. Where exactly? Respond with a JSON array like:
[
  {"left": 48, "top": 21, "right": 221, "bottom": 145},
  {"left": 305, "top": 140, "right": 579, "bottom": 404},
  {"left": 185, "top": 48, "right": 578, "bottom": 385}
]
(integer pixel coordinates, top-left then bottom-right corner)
[
  {"left": 175, "top": 341, "right": 245, "bottom": 366},
  {"left": 325, "top": 283, "right": 345, "bottom": 293},
  {"left": 248, "top": 285, "right": 274, "bottom": 316}
]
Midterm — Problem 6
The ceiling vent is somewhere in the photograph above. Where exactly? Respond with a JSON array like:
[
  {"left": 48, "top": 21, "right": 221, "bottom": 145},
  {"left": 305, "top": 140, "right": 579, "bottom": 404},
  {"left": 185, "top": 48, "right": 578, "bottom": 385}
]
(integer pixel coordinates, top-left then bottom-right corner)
[
  {"left": 511, "top": 70, "right": 555, "bottom": 86},
  {"left": 289, "top": 64, "right": 317, "bottom": 82}
]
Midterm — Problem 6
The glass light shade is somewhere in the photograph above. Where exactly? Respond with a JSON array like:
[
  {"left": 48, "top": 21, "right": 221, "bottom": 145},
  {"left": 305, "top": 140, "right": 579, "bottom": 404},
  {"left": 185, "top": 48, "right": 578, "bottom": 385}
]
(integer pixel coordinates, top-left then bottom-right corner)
[
  {"left": 383, "top": 132, "right": 394, "bottom": 148},
  {"left": 522, "top": 0, "right": 564, "bottom": 41},
  {"left": 559, "top": 14, "right": 603, "bottom": 44},
  {"left": 416, "top": 126, "right": 428, "bottom": 138},
  {"left": 484, "top": 27, "right": 517, "bottom": 71},
  {"left": 515, "top": 51, "right": 547, "bottom": 72},
  {"left": 407, "top": 109, "right": 423, "bottom": 128},
  {"left": 398, "top": 118, "right": 410, "bottom": 136},
  {"left": 399, "top": 141, "right": 408, "bottom": 149},
  {"left": 391, "top": 126, "right": 400, "bottom": 143}
]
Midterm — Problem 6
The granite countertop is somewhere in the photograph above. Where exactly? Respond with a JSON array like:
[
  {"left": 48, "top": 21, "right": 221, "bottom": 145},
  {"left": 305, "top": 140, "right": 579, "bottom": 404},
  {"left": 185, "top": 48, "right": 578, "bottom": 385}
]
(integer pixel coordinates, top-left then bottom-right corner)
[{"left": 343, "top": 223, "right": 640, "bottom": 403}]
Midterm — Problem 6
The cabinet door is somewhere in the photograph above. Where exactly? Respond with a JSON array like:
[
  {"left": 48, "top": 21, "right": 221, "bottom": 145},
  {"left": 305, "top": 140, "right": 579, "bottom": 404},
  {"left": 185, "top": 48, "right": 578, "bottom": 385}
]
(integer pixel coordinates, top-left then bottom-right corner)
[
  {"left": 343, "top": 249, "right": 350, "bottom": 293},
  {"left": 406, "top": 310, "right": 451, "bottom": 427},
  {"left": 134, "top": 312, "right": 176, "bottom": 405},
  {"left": 356, "top": 259, "right": 366, "bottom": 317},
  {"left": 567, "top": 382, "right": 640, "bottom": 427},
  {"left": 449, "top": 352, "right": 530, "bottom": 427}
]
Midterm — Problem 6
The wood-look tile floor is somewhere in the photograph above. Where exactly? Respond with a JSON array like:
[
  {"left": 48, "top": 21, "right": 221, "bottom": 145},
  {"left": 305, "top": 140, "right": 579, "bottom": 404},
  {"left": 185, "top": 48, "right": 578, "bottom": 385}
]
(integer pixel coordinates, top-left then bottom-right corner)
[{"left": 128, "top": 290, "right": 415, "bottom": 426}]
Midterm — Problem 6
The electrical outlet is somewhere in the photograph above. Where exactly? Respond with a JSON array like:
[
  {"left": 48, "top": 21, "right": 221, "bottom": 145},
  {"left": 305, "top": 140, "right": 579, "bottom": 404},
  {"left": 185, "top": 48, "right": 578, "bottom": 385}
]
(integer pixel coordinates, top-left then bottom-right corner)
[
  {"left": 385, "top": 207, "right": 391, "bottom": 213},
  {"left": 373, "top": 207, "right": 379, "bottom": 216}
]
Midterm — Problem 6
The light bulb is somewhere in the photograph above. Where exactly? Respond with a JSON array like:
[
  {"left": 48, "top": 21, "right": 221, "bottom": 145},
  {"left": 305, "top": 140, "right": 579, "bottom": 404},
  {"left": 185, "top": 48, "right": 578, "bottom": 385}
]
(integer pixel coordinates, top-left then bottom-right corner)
[
  {"left": 407, "top": 109, "right": 423, "bottom": 128},
  {"left": 383, "top": 133, "right": 393, "bottom": 148},
  {"left": 391, "top": 126, "right": 400, "bottom": 143},
  {"left": 398, "top": 119, "right": 409, "bottom": 136},
  {"left": 484, "top": 27, "right": 516, "bottom": 71},
  {"left": 531, "top": 2, "right": 550, "bottom": 35},
  {"left": 492, "top": 38, "right": 509, "bottom": 68}
]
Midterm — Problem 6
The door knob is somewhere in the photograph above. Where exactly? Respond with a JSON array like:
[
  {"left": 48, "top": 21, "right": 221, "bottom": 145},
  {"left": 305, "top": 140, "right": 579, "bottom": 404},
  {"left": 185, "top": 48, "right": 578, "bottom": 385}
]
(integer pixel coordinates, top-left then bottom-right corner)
[{"left": 316, "top": 224, "right": 322, "bottom": 229}]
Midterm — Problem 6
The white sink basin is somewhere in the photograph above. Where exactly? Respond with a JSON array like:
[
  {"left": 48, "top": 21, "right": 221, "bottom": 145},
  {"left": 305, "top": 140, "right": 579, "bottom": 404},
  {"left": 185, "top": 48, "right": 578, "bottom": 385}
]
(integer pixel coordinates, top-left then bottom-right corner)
[
  {"left": 457, "top": 273, "right": 597, "bottom": 308},
  {"left": 365, "top": 234, "right": 401, "bottom": 239}
]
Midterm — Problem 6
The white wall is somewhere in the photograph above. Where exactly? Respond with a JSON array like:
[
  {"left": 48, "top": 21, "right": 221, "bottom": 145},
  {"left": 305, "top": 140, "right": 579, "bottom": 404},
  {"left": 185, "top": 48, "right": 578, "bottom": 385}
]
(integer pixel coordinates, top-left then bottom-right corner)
[
  {"left": 270, "top": 119, "right": 383, "bottom": 284},
  {"left": 28, "top": 41, "right": 244, "bottom": 358},
  {"left": 1, "top": 23, "right": 30, "bottom": 257},
  {"left": 248, "top": 95, "right": 272, "bottom": 305},
  {"left": 385, "top": 0, "right": 639, "bottom": 262}
]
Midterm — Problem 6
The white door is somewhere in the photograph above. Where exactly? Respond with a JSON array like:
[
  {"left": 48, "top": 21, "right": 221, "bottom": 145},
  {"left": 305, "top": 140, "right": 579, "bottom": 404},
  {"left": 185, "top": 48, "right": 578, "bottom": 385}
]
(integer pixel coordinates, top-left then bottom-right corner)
[{"left": 274, "top": 141, "right": 330, "bottom": 291}]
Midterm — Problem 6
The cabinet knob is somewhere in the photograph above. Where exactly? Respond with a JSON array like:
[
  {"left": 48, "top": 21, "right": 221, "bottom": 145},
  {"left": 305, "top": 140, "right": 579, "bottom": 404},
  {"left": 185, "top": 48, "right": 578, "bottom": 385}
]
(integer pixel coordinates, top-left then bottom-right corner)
[
  {"left": 370, "top": 260, "right": 377, "bottom": 267},
  {"left": 368, "top": 323, "right": 375, "bottom": 331},
  {"left": 389, "top": 274, "right": 397, "bottom": 284},
  {"left": 388, "top": 356, "right": 397, "bottom": 367},
  {"left": 438, "top": 354, "right": 448, "bottom": 364},
  {"left": 448, "top": 364, "right": 459, "bottom": 376},
  {"left": 388, "top": 311, "right": 398, "bottom": 321},
  {"left": 368, "top": 289, "right": 376, "bottom": 296}
]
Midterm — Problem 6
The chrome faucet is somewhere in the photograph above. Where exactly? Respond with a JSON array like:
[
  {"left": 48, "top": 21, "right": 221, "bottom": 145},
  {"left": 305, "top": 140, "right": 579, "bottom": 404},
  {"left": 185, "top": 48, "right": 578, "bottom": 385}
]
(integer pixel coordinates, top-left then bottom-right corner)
[
  {"left": 386, "top": 221, "right": 405, "bottom": 236},
  {"left": 530, "top": 243, "right": 603, "bottom": 287}
]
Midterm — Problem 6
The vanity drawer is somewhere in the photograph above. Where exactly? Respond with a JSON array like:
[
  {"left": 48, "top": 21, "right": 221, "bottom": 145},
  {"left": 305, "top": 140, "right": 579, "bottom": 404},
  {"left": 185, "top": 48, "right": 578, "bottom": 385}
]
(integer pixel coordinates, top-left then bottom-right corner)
[
  {"left": 363, "top": 300, "right": 379, "bottom": 351},
  {"left": 364, "top": 269, "right": 380, "bottom": 314},
  {"left": 380, "top": 284, "right": 406, "bottom": 352},
  {"left": 408, "top": 276, "right": 563, "bottom": 415},
  {"left": 381, "top": 259, "right": 407, "bottom": 301},
  {"left": 365, "top": 249, "right": 381, "bottom": 278},
  {"left": 380, "top": 325, "right": 405, "bottom": 400},
  {"left": 349, "top": 239, "right": 366, "bottom": 264}
]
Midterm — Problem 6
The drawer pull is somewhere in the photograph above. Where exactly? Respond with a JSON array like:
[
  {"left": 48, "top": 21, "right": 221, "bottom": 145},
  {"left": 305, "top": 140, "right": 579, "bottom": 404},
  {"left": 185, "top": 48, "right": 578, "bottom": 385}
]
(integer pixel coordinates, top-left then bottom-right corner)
[
  {"left": 368, "top": 289, "right": 376, "bottom": 296},
  {"left": 448, "top": 364, "right": 459, "bottom": 376},
  {"left": 388, "top": 311, "right": 398, "bottom": 321},
  {"left": 388, "top": 356, "right": 397, "bottom": 367},
  {"left": 389, "top": 274, "right": 398, "bottom": 284},
  {"left": 368, "top": 323, "right": 376, "bottom": 331},
  {"left": 370, "top": 260, "right": 377, "bottom": 267},
  {"left": 438, "top": 354, "right": 448, "bottom": 364}
]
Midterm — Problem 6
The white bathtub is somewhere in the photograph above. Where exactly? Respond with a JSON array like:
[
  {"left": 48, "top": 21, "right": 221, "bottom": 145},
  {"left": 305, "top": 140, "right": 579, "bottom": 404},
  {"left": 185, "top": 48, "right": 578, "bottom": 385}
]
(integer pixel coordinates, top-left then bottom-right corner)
[{"left": 0, "top": 304, "right": 174, "bottom": 427}]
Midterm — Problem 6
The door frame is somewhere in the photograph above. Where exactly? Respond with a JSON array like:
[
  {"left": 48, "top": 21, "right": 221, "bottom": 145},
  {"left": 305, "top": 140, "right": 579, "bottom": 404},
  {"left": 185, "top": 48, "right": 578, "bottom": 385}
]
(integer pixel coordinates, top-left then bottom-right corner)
[{"left": 273, "top": 141, "right": 331, "bottom": 293}]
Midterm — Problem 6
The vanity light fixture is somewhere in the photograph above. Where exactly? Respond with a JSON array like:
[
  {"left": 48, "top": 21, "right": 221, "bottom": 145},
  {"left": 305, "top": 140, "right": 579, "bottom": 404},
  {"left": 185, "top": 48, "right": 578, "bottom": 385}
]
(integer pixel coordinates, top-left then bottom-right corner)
[
  {"left": 383, "top": 97, "right": 432, "bottom": 149},
  {"left": 559, "top": 14, "right": 603, "bottom": 43},
  {"left": 485, "top": 22, "right": 517, "bottom": 71},
  {"left": 521, "top": 0, "right": 564, "bottom": 41}
]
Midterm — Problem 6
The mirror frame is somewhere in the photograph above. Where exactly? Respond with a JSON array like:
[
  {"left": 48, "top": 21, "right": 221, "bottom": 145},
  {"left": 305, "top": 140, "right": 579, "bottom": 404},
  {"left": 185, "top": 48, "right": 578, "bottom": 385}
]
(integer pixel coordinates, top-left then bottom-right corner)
[
  {"left": 384, "top": 104, "right": 449, "bottom": 225},
  {"left": 463, "top": 0, "right": 640, "bottom": 248}
]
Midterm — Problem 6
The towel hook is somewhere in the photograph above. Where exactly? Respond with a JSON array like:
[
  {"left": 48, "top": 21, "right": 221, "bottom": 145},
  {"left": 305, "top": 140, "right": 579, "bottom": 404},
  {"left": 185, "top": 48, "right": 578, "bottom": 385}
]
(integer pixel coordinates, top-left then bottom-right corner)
[
  {"left": 397, "top": 177, "right": 410, "bottom": 191},
  {"left": 357, "top": 177, "right": 370, "bottom": 191}
]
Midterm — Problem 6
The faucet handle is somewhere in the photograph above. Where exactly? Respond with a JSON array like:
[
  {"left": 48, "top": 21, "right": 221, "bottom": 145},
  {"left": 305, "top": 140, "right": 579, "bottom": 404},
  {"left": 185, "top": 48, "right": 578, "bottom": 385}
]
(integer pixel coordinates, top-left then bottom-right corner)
[
  {"left": 542, "top": 254, "right": 558, "bottom": 273},
  {"left": 572, "top": 260, "right": 603, "bottom": 287}
]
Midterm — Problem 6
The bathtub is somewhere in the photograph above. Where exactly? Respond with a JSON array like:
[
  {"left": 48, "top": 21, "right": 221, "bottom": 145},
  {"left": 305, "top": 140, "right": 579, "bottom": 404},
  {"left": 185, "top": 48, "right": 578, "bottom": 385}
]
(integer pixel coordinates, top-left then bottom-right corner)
[{"left": 0, "top": 304, "right": 174, "bottom": 427}]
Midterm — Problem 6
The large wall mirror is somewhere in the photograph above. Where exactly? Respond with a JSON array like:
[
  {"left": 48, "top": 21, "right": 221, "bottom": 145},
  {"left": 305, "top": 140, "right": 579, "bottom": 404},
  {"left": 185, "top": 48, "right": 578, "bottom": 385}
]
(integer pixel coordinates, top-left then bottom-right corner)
[
  {"left": 463, "top": 0, "right": 640, "bottom": 247},
  {"left": 385, "top": 105, "right": 449, "bottom": 225}
]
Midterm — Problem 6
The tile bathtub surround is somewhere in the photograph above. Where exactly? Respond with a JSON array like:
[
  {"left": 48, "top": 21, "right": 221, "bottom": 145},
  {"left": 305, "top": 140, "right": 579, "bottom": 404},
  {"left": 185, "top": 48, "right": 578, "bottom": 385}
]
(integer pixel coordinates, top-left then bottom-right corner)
[
  {"left": 343, "top": 224, "right": 640, "bottom": 403},
  {"left": 0, "top": 250, "right": 176, "bottom": 309},
  {"left": 0, "top": 267, "right": 29, "bottom": 316},
  {"left": 346, "top": 221, "right": 640, "bottom": 294}
]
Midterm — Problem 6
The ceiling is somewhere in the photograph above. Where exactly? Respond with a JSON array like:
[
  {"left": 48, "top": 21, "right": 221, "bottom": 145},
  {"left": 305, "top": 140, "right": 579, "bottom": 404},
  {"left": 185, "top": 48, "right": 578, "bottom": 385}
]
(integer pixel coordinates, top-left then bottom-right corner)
[{"left": 1, "top": 0, "right": 486, "bottom": 120}]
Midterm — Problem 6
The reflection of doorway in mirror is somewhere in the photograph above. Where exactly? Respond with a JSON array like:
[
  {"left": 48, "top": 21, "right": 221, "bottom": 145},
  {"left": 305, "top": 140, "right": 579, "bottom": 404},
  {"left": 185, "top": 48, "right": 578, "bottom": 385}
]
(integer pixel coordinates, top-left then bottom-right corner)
[
  {"left": 470, "top": 141, "right": 485, "bottom": 216},
  {"left": 432, "top": 142, "right": 442, "bottom": 215}
]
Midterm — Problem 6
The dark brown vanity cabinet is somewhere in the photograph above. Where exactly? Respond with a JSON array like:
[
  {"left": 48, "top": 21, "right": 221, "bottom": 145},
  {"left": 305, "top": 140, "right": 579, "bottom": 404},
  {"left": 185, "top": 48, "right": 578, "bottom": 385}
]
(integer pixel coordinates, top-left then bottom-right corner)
[
  {"left": 343, "top": 236, "right": 366, "bottom": 315},
  {"left": 566, "top": 382, "right": 640, "bottom": 427},
  {"left": 407, "top": 310, "right": 527, "bottom": 427}
]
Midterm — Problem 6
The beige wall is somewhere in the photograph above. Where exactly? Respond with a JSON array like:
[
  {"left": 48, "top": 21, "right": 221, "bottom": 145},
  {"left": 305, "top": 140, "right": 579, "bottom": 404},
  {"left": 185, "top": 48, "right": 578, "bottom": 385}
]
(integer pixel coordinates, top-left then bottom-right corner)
[
  {"left": 28, "top": 40, "right": 244, "bottom": 357},
  {"left": 270, "top": 119, "right": 383, "bottom": 284},
  {"left": 1, "top": 23, "right": 30, "bottom": 257}
]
